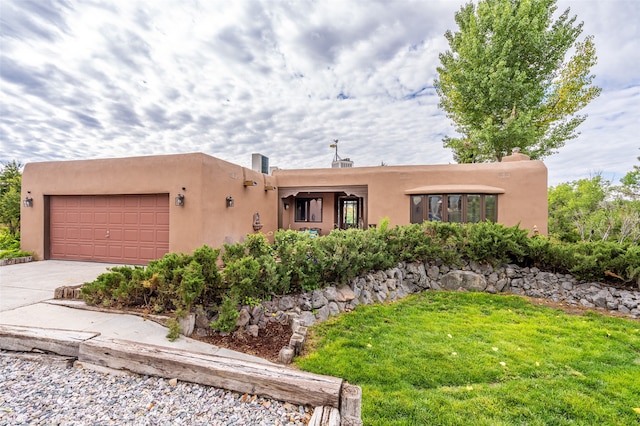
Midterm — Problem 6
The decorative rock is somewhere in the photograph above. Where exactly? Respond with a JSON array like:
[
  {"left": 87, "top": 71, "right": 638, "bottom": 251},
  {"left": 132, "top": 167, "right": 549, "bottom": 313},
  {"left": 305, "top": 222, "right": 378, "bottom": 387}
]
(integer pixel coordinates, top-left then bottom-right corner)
[
  {"left": 236, "top": 308, "right": 251, "bottom": 327},
  {"left": 495, "top": 278, "right": 509, "bottom": 292},
  {"left": 323, "top": 286, "right": 338, "bottom": 302},
  {"left": 441, "top": 271, "right": 487, "bottom": 292},
  {"left": 278, "top": 295, "right": 295, "bottom": 311},
  {"left": 593, "top": 290, "right": 609, "bottom": 309},
  {"left": 359, "top": 290, "right": 373, "bottom": 305},
  {"left": 328, "top": 302, "right": 340, "bottom": 317},
  {"left": 250, "top": 305, "right": 264, "bottom": 325},
  {"left": 299, "top": 311, "right": 316, "bottom": 327},
  {"left": 178, "top": 314, "right": 195, "bottom": 336},
  {"left": 337, "top": 286, "right": 355, "bottom": 302},
  {"left": 194, "top": 306, "right": 210, "bottom": 329},
  {"left": 427, "top": 265, "right": 440, "bottom": 280},
  {"left": 278, "top": 346, "right": 295, "bottom": 364},
  {"left": 243, "top": 324, "right": 257, "bottom": 337},
  {"left": 311, "top": 290, "right": 328, "bottom": 309},
  {"left": 315, "top": 305, "right": 330, "bottom": 323}
]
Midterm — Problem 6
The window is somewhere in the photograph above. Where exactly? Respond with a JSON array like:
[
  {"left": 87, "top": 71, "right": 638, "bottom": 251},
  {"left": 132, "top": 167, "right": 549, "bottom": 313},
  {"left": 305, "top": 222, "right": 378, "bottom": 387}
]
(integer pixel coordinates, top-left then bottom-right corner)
[
  {"left": 410, "top": 194, "right": 497, "bottom": 224},
  {"left": 295, "top": 198, "right": 322, "bottom": 222}
]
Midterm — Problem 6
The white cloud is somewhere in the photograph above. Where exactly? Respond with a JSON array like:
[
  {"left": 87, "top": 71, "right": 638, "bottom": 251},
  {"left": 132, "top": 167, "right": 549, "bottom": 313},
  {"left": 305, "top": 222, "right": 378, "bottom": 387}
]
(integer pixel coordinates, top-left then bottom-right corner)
[{"left": 0, "top": 0, "right": 638, "bottom": 187}]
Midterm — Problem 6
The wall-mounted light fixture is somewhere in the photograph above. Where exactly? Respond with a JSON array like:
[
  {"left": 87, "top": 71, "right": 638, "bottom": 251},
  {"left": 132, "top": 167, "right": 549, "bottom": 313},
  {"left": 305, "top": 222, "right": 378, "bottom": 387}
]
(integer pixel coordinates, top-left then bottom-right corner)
[
  {"left": 226, "top": 196, "right": 234, "bottom": 208},
  {"left": 264, "top": 185, "right": 277, "bottom": 191},
  {"left": 23, "top": 192, "right": 33, "bottom": 208},
  {"left": 175, "top": 193, "right": 185, "bottom": 206},
  {"left": 283, "top": 202, "right": 289, "bottom": 210},
  {"left": 243, "top": 180, "right": 257, "bottom": 187}
]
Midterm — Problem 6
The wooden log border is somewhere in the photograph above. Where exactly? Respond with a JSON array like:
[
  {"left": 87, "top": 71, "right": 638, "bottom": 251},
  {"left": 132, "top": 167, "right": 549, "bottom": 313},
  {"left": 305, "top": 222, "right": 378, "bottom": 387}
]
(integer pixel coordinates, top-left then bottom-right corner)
[
  {"left": 79, "top": 336, "right": 343, "bottom": 408},
  {"left": 0, "top": 325, "right": 99, "bottom": 357}
]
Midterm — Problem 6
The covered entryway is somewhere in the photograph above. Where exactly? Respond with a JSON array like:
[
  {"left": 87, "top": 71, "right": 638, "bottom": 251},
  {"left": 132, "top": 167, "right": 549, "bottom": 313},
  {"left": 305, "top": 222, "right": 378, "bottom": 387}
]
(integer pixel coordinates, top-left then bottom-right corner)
[
  {"left": 278, "top": 185, "right": 368, "bottom": 234},
  {"left": 48, "top": 194, "right": 169, "bottom": 264}
]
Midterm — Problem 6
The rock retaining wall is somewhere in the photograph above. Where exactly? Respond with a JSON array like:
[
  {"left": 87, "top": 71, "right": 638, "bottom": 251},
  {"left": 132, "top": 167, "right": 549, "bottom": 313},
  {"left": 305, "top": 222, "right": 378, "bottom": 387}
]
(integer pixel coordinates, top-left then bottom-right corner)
[{"left": 200, "top": 260, "right": 640, "bottom": 364}]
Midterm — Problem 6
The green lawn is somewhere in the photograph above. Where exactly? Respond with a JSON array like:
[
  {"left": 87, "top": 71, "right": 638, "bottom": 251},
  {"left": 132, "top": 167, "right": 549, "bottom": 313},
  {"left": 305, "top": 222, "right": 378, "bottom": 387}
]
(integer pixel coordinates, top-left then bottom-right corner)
[{"left": 295, "top": 291, "right": 640, "bottom": 425}]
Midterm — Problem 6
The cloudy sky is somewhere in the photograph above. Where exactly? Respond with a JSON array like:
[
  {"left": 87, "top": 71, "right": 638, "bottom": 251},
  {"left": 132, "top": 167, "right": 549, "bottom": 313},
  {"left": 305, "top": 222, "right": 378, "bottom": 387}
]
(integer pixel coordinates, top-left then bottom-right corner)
[{"left": 1, "top": 0, "right": 638, "bottom": 186}]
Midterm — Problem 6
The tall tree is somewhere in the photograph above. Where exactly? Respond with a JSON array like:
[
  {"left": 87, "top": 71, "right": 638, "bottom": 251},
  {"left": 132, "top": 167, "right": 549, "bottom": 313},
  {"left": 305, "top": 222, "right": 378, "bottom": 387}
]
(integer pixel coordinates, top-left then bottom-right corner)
[
  {"left": 0, "top": 161, "right": 23, "bottom": 235},
  {"left": 435, "top": 0, "right": 601, "bottom": 163}
]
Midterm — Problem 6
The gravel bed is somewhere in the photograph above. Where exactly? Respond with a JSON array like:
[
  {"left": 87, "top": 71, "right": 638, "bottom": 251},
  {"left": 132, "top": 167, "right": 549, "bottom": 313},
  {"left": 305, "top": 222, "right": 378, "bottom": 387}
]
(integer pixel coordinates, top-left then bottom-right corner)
[{"left": 0, "top": 353, "right": 312, "bottom": 425}]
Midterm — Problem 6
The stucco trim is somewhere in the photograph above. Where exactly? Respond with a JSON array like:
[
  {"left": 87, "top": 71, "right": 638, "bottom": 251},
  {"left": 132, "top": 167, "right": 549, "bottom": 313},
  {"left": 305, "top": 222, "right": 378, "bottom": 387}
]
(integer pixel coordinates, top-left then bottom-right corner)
[
  {"left": 279, "top": 185, "right": 368, "bottom": 198},
  {"left": 404, "top": 185, "right": 505, "bottom": 195}
]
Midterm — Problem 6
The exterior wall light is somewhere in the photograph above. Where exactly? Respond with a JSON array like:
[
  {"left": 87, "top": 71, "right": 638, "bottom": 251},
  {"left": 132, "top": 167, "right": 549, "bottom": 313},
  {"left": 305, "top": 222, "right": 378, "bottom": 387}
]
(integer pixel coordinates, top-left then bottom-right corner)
[
  {"left": 264, "top": 185, "right": 277, "bottom": 191},
  {"left": 23, "top": 196, "right": 33, "bottom": 208},
  {"left": 226, "top": 196, "right": 234, "bottom": 208},
  {"left": 283, "top": 202, "right": 289, "bottom": 210},
  {"left": 243, "top": 180, "right": 257, "bottom": 187},
  {"left": 175, "top": 193, "right": 185, "bottom": 206}
]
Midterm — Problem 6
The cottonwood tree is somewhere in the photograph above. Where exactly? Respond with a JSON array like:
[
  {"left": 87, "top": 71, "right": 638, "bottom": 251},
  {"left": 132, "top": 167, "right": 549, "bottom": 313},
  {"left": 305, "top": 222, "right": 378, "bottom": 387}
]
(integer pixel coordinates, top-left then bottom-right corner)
[{"left": 435, "top": 0, "right": 601, "bottom": 162}]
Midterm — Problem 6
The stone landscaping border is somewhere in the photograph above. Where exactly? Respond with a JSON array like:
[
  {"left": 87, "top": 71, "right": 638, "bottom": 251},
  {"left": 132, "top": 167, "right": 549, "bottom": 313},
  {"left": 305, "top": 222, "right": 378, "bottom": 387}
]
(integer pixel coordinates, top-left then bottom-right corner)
[{"left": 0, "top": 256, "right": 33, "bottom": 267}]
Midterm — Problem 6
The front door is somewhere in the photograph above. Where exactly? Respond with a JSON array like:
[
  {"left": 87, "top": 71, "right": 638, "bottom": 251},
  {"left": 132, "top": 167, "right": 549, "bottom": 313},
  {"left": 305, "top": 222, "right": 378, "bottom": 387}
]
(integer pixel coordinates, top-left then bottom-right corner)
[{"left": 338, "top": 197, "right": 362, "bottom": 229}]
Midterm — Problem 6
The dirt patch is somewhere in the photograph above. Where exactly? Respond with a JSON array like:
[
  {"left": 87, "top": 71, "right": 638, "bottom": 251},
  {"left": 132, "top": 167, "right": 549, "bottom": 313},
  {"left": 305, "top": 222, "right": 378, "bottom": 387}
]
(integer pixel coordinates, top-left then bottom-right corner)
[{"left": 193, "top": 322, "right": 293, "bottom": 363}]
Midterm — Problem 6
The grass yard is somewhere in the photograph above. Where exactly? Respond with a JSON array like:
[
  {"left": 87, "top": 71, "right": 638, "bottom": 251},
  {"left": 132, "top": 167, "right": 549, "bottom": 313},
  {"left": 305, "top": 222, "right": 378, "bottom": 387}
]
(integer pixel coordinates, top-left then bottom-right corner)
[{"left": 295, "top": 291, "right": 640, "bottom": 425}]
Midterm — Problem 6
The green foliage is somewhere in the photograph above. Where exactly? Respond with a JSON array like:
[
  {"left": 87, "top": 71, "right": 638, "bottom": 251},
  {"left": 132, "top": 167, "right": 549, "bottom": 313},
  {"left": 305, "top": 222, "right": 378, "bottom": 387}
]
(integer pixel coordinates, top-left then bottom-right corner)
[
  {"left": 210, "top": 294, "right": 240, "bottom": 333},
  {"left": 548, "top": 172, "right": 640, "bottom": 244},
  {"left": 297, "top": 292, "right": 640, "bottom": 425},
  {"left": 82, "top": 245, "right": 221, "bottom": 312},
  {"left": 0, "top": 161, "right": 23, "bottom": 235},
  {"left": 435, "top": 0, "right": 600, "bottom": 162},
  {"left": 462, "top": 222, "right": 528, "bottom": 264},
  {"left": 81, "top": 222, "right": 640, "bottom": 343},
  {"left": 166, "top": 318, "right": 181, "bottom": 341},
  {"left": 274, "top": 230, "right": 323, "bottom": 292}
]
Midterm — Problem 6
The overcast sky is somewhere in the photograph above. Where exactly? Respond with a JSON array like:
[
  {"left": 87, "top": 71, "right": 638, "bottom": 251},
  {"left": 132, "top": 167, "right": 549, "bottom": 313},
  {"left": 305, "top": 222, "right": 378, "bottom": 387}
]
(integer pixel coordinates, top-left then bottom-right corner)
[{"left": 1, "top": 0, "right": 638, "bottom": 187}]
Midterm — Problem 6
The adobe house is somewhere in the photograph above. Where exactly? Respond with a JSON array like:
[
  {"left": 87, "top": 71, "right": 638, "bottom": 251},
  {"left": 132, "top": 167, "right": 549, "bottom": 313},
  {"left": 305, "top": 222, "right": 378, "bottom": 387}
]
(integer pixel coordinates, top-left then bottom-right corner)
[{"left": 20, "top": 150, "right": 547, "bottom": 265}]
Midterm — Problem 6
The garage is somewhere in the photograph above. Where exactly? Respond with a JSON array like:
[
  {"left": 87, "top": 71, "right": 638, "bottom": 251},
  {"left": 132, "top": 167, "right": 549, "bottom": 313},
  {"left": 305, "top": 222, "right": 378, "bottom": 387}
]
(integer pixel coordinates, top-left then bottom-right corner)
[{"left": 48, "top": 194, "right": 169, "bottom": 264}]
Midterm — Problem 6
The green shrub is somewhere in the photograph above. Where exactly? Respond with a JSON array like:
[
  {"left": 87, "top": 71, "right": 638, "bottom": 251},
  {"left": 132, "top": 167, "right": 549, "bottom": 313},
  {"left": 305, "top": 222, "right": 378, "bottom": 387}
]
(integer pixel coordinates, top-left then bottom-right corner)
[
  {"left": 166, "top": 318, "right": 181, "bottom": 341},
  {"left": 274, "top": 230, "right": 323, "bottom": 292},
  {"left": 210, "top": 294, "right": 240, "bottom": 333},
  {"left": 462, "top": 222, "right": 528, "bottom": 264}
]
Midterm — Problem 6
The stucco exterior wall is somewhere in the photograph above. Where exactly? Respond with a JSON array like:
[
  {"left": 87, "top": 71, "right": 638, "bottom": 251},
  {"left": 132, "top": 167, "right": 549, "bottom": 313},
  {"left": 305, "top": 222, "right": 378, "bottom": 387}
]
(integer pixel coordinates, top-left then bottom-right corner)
[
  {"left": 21, "top": 151, "right": 547, "bottom": 263},
  {"left": 274, "top": 155, "right": 548, "bottom": 234},
  {"left": 21, "top": 153, "right": 276, "bottom": 261}
]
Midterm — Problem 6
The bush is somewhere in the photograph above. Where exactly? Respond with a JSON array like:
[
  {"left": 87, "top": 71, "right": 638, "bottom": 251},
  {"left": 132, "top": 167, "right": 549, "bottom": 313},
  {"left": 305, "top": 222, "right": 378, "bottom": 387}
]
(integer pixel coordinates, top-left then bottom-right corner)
[
  {"left": 81, "top": 222, "right": 640, "bottom": 341},
  {"left": 210, "top": 294, "right": 240, "bottom": 333}
]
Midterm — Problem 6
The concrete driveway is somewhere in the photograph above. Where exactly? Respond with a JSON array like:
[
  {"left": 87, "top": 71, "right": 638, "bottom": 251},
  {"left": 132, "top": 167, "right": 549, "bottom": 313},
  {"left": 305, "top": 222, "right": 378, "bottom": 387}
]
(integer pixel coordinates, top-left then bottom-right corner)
[
  {"left": 0, "top": 260, "right": 116, "bottom": 311},
  {"left": 0, "top": 260, "right": 269, "bottom": 362}
]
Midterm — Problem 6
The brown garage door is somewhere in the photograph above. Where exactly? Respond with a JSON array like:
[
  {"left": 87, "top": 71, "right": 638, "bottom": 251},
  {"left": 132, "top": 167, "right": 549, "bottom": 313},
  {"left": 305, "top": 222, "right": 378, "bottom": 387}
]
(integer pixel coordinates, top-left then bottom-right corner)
[{"left": 49, "top": 194, "right": 169, "bottom": 264}]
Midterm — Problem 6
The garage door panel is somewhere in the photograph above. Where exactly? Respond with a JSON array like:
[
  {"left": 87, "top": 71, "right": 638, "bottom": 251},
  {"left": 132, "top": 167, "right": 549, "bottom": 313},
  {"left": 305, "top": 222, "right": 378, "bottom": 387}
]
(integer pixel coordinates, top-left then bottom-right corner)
[
  {"left": 124, "top": 229, "right": 138, "bottom": 242},
  {"left": 157, "top": 212, "right": 169, "bottom": 225},
  {"left": 109, "top": 212, "right": 123, "bottom": 224},
  {"left": 124, "top": 212, "right": 138, "bottom": 224},
  {"left": 139, "top": 229, "right": 154, "bottom": 242},
  {"left": 94, "top": 212, "right": 107, "bottom": 224},
  {"left": 50, "top": 194, "right": 169, "bottom": 264},
  {"left": 66, "top": 228, "right": 79, "bottom": 240},
  {"left": 157, "top": 230, "right": 169, "bottom": 243},
  {"left": 125, "top": 197, "right": 140, "bottom": 207},
  {"left": 140, "top": 212, "right": 155, "bottom": 225},
  {"left": 109, "top": 198, "right": 124, "bottom": 208},
  {"left": 66, "top": 212, "right": 79, "bottom": 223},
  {"left": 80, "top": 212, "right": 93, "bottom": 223},
  {"left": 109, "top": 229, "right": 123, "bottom": 240},
  {"left": 94, "top": 244, "right": 108, "bottom": 257},
  {"left": 79, "top": 244, "right": 94, "bottom": 257}
]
